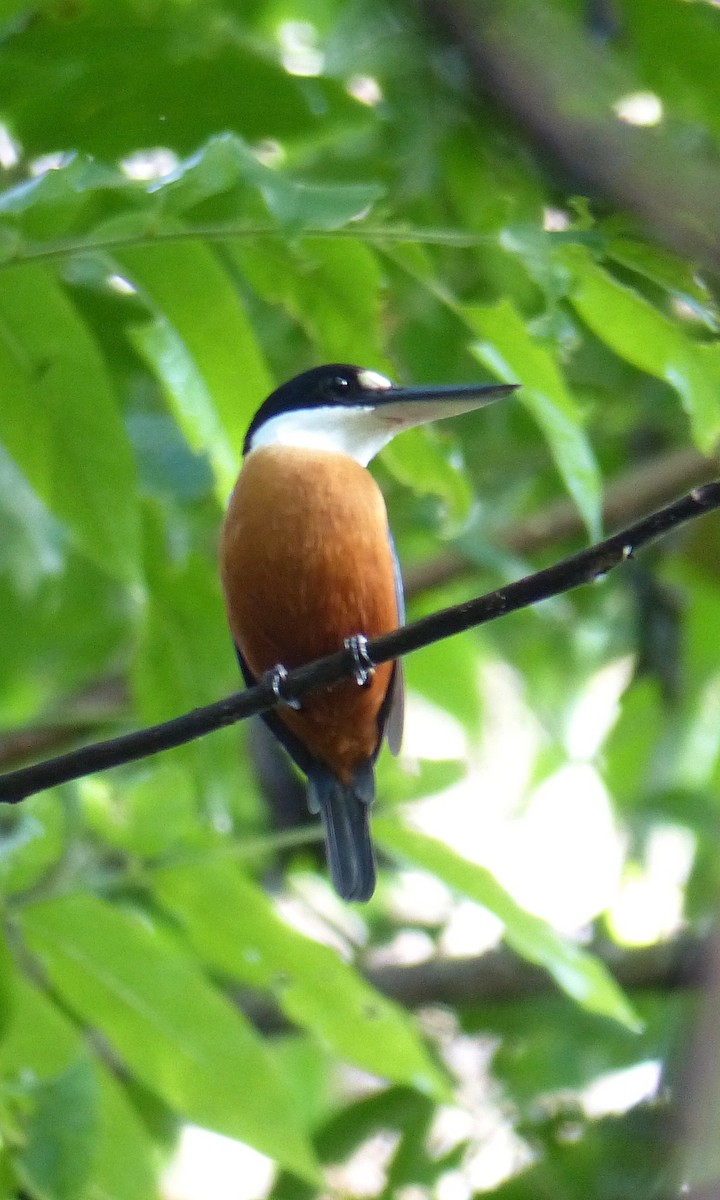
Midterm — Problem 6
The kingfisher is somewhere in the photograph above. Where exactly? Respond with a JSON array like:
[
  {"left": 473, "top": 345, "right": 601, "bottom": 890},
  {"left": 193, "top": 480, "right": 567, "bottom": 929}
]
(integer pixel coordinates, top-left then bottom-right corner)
[{"left": 220, "top": 365, "right": 517, "bottom": 902}]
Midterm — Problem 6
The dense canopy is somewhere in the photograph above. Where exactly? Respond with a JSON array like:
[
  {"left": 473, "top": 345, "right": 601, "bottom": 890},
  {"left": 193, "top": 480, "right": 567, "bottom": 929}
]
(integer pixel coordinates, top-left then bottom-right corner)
[{"left": 0, "top": 2, "right": 719, "bottom": 1198}]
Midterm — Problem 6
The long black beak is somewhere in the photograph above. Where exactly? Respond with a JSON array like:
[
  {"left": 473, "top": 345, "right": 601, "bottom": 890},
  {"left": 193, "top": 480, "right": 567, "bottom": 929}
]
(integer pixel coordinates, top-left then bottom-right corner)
[
  {"left": 385, "top": 381, "right": 517, "bottom": 404},
  {"left": 369, "top": 380, "right": 519, "bottom": 429}
]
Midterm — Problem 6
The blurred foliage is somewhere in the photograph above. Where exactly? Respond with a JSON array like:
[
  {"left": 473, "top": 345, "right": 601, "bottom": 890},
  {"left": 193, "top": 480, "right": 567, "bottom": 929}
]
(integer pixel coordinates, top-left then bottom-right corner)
[{"left": 0, "top": 0, "right": 719, "bottom": 1196}]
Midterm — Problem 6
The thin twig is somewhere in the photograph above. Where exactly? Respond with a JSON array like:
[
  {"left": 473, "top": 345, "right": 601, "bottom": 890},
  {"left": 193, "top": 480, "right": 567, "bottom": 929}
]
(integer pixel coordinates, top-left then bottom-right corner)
[
  {"left": 0, "top": 223, "right": 494, "bottom": 271},
  {"left": 240, "top": 933, "right": 705, "bottom": 1034},
  {"left": 1, "top": 481, "right": 718, "bottom": 805},
  {"left": 405, "top": 446, "right": 719, "bottom": 597}
]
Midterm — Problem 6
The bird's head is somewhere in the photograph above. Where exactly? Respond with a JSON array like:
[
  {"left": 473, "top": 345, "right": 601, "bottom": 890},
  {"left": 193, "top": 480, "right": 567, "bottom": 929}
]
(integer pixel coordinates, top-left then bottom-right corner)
[{"left": 244, "top": 364, "right": 518, "bottom": 465}]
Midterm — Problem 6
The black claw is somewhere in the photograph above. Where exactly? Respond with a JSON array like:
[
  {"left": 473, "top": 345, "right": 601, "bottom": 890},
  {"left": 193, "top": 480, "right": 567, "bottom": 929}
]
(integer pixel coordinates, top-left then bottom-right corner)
[
  {"left": 344, "top": 634, "right": 375, "bottom": 687},
  {"left": 263, "top": 663, "right": 301, "bottom": 710}
]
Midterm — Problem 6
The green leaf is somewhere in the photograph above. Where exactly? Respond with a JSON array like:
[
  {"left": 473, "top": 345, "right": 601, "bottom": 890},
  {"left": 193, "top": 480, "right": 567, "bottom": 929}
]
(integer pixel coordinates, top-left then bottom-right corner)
[
  {"left": 130, "top": 532, "right": 241, "bottom": 801},
  {"left": 15, "top": 1054, "right": 100, "bottom": 1200},
  {"left": 0, "top": 975, "right": 156, "bottom": 1200},
  {"left": 465, "top": 298, "right": 602, "bottom": 540},
  {"left": 159, "top": 135, "right": 382, "bottom": 233},
  {"left": 117, "top": 240, "right": 272, "bottom": 497},
  {"left": 1, "top": 16, "right": 371, "bottom": 160},
  {"left": 0, "top": 442, "right": 65, "bottom": 595},
  {"left": 606, "top": 236, "right": 719, "bottom": 330},
  {"left": 93, "top": 1068, "right": 159, "bottom": 1200},
  {"left": 159, "top": 134, "right": 383, "bottom": 233},
  {"left": 0, "top": 927, "right": 15, "bottom": 1041},
  {"left": 0, "top": 264, "right": 140, "bottom": 580},
  {"left": 315, "top": 1087, "right": 436, "bottom": 1178},
  {"left": 81, "top": 762, "right": 200, "bottom": 860},
  {"left": 0, "top": 968, "right": 80, "bottom": 1080},
  {"left": 129, "top": 315, "right": 238, "bottom": 501},
  {"left": 234, "top": 237, "right": 390, "bottom": 367},
  {"left": 565, "top": 247, "right": 720, "bottom": 452},
  {"left": 153, "top": 861, "right": 449, "bottom": 1100},
  {"left": 402, "top": 620, "right": 483, "bottom": 736},
  {"left": 374, "top": 818, "right": 641, "bottom": 1030},
  {"left": 376, "top": 757, "right": 466, "bottom": 806},
  {"left": 20, "top": 893, "right": 321, "bottom": 1184},
  {"left": 257, "top": 175, "right": 383, "bottom": 234},
  {"left": 0, "top": 153, "right": 128, "bottom": 218},
  {"left": 0, "top": 792, "right": 66, "bottom": 897},
  {"left": 381, "top": 426, "right": 474, "bottom": 533}
]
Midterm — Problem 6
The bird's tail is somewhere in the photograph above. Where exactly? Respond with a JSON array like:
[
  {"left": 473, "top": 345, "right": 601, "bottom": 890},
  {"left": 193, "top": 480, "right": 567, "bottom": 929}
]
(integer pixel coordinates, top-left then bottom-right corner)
[{"left": 307, "top": 762, "right": 376, "bottom": 902}]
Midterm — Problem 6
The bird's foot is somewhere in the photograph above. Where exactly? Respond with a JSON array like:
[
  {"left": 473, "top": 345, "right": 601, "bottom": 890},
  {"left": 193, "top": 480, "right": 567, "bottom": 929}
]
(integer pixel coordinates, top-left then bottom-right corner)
[
  {"left": 344, "top": 634, "right": 375, "bottom": 688},
  {"left": 263, "top": 663, "right": 301, "bottom": 710}
]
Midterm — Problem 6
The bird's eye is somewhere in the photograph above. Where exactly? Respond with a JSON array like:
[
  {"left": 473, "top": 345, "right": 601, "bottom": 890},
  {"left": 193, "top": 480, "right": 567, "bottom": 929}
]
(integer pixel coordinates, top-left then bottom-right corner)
[{"left": 318, "top": 374, "right": 349, "bottom": 401}]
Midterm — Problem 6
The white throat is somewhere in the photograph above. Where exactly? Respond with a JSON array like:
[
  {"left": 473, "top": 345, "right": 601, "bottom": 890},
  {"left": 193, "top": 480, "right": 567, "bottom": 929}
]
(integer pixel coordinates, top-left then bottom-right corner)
[{"left": 247, "top": 405, "right": 401, "bottom": 466}]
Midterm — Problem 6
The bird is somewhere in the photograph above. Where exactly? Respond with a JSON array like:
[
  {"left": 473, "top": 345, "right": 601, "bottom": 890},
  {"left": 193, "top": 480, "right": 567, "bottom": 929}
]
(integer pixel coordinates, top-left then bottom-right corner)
[{"left": 220, "top": 365, "right": 518, "bottom": 902}]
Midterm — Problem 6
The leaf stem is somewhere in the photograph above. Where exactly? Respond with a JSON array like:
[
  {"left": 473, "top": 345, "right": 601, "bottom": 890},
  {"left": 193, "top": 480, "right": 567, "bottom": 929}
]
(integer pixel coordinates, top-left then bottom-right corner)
[{"left": 0, "top": 223, "right": 495, "bottom": 270}]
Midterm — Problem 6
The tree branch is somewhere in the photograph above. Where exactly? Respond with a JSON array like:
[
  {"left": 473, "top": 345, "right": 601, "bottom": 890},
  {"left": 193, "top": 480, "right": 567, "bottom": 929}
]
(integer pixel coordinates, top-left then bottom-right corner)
[
  {"left": 238, "top": 933, "right": 705, "bottom": 1035},
  {"left": 422, "top": 0, "right": 720, "bottom": 270},
  {"left": 1, "top": 481, "right": 719, "bottom": 805},
  {"left": 405, "top": 446, "right": 720, "bottom": 597},
  {"left": 5, "top": 447, "right": 709, "bottom": 775}
]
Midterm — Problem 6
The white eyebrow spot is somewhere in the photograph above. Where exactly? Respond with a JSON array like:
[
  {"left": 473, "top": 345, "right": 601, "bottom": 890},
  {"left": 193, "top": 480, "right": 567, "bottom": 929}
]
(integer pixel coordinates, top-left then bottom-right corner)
[{"left": 357, "top": 369, "right": 392, "bottom": 391}]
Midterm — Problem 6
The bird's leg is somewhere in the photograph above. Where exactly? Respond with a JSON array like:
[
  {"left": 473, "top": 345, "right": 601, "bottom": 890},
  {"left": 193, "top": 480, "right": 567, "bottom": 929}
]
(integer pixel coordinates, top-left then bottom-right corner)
[
  {"left": 344, "top": 634, "right": 375, "bottom": 688},
  {"left": 263, "top": 663, "right": 301, "bottom": 710}
]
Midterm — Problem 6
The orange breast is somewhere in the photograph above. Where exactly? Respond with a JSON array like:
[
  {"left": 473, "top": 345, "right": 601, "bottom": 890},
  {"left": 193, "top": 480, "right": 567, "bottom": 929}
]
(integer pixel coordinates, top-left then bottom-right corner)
[{"left": 220, "top": 446, "right": 400, "bottom": 782}]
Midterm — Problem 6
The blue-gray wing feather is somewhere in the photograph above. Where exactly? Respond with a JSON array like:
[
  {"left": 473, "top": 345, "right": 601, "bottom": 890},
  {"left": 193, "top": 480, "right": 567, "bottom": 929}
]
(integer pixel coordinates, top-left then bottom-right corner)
[{"left": 382, "top": 527, "right": 405, "bottom": 757}]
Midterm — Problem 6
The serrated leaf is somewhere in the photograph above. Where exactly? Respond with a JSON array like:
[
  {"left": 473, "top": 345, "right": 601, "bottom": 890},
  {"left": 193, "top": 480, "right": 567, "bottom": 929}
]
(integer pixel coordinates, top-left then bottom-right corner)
[
  {"left": 565, "top": 248, "right": 720, "bottom": 453},
  {"left": 0, "top": 264, "right": 140, "bottom": 581},
  {"left": 20, "top": 893, "right": 321, "bottom": 1184},
  {"left": 465, "top": 298, "right": 602, "bottom": 540},
  {"left": 155, "top": 133, "right": 382, "bottom": 232},
  {"left": 374, "top": 818, "right": 641, "bottom": 1030},
  {"left": 259, "top": 175, "right": 382, "bottom": 233},
  {"left": 153, "top": 860, "right": 449, "bottom": 1100},
  {"left": 0, "top": 152, "right": 128, "bottom": 215}
]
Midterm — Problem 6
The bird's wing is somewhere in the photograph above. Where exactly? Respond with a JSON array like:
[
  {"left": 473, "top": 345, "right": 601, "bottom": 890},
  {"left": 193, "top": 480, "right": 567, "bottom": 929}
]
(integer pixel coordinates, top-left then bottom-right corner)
[
  {"left": 381, "top": 528, "right": 405, "bottom": 757},
  {"left": 234, "top": 644, "right": 316, "bottom": 776},
  {"left": 235, "top": 524, "right": 405, "bottom": 768}
]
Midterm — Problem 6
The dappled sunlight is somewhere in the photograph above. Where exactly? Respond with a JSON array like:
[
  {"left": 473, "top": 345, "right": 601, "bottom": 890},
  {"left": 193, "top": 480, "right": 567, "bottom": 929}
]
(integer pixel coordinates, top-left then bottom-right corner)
[
  {"left": 581, "top": 1060, "right": 662, "bottom": 1118},
  {"left": 162, "top": 1127, "right": 275, "bottom": 1200},
  {"left": 276, "top": 20, "right": 324, "bottom": 76},
  {"left": 0, "top": 0, "right": 716, "bottom": 1196},
  {"left": 401, "top": 693, "right": 469, "bottom": 762},
  {"left": 609, "top": 825, "right": 696, "bottom": 945},
  {"left": 613, "top": 91, "right": 664, "bottom": 126},
  {"left": 474, "top": 763, "right": 622, "bottom": 932},
  {"left": 120, "top": 147, "right": 179, "bottom": 180},
  {"left": 565, "top": 656, "right": 635, "bottom": 761},
  {"left": 347, "top": 75, "right": 384, "bottom": 106}
]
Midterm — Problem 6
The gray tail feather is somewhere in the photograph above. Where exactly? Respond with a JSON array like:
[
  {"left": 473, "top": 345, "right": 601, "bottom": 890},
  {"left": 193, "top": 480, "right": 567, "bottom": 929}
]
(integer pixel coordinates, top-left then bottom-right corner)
[{"left": 307, "top": 762, "right": 376, "bottom": 902}]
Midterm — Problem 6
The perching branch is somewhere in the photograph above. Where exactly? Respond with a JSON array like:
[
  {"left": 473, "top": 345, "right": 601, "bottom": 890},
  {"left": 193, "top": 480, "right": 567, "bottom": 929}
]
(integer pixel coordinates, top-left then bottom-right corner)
[
  {"left": 1, "top": 481, "right": 719, "bottom": 805},
  {"left": 4, "top": 446, "right": 708, "bottom": 772}
]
